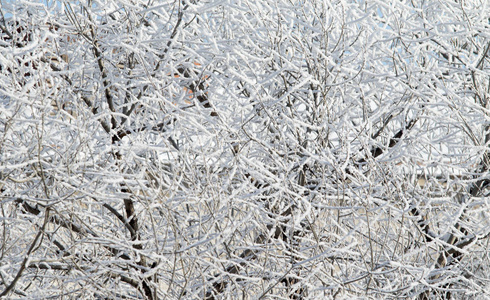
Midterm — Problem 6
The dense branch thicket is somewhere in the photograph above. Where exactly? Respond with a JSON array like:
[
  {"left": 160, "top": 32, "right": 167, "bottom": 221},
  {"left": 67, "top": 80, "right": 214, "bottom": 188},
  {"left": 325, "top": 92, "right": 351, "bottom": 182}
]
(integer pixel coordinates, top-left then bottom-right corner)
[{"left": 0, "top": 0, "right": 489, "bottom": 299}]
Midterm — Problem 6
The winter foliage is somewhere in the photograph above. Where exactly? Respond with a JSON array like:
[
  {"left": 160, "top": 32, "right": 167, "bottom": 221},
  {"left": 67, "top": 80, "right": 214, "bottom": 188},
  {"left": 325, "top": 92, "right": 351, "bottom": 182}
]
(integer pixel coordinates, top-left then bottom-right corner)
[{"left": 1, "top": 0, "right": 490, "bottom": 299}]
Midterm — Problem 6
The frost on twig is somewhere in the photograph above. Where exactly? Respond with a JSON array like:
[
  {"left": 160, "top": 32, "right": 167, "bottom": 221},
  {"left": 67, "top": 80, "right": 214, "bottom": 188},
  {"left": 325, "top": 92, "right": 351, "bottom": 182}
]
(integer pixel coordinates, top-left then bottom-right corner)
[{"left": 1, "top": 0, "right": 490, "bottom": 299}]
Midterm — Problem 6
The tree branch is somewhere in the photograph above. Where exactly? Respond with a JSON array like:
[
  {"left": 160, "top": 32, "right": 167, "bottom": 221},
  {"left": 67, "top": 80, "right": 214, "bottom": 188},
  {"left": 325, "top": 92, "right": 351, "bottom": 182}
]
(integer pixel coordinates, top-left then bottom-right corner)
[{"left": 0, "top": 208, "right": 49, "bottom": 297}]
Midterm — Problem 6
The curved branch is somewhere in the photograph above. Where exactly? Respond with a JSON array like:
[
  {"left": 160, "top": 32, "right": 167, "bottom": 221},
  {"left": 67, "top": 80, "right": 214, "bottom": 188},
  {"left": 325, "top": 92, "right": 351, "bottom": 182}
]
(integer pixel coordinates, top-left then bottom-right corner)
[{"left": 0, "top": 208, "right": 49, "bottom": 297}]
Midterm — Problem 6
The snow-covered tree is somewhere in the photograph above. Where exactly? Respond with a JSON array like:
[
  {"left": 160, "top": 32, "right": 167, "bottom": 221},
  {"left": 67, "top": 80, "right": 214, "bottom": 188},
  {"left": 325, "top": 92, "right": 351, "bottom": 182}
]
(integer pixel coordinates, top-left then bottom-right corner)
[{"left": 1, "top": 0, "right": 489, "bottom": 299}]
